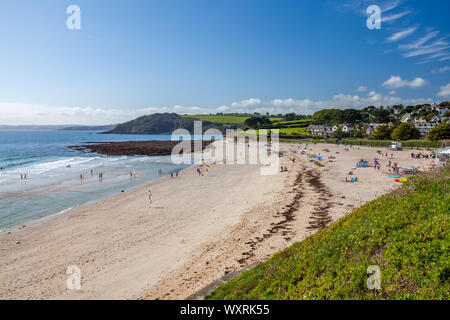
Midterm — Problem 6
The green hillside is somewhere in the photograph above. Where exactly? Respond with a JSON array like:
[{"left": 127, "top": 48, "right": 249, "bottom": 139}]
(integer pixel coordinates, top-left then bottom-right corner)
[
  {"left": 207, "top": 167, "right": 450, "bottom": 300},
  {"left": 184, "top": 114, "right": 283, "bottom": 124},
  {"left": 105, "top": 113, "right": 209, "bottom": 134}
]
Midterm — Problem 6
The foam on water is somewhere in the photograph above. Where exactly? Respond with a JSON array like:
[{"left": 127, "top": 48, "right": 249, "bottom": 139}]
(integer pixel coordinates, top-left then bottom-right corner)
[{"left": 0, "top": 130, "right": 194, "bottom": 230}]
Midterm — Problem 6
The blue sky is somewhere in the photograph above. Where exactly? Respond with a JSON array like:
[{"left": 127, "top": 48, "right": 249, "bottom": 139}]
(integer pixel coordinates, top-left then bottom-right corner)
[{"left": 0, "top": 0, "right": 449, "bottom": 124}]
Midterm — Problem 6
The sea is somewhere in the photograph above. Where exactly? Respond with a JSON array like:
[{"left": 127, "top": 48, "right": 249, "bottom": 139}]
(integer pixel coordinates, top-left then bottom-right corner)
[{"left": 0, "top": 130, "right": 196, "bottom": 230}]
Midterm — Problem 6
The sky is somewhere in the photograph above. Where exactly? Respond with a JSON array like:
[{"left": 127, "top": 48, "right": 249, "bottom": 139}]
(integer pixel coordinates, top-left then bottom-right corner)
[{"left": 0, "top": 0, "right": 449, "bottom": 125}]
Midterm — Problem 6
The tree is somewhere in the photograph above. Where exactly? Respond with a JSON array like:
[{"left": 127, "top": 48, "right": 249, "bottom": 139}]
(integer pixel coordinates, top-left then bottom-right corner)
[
  {"left": 352, "top": 124, "right": 366, "bottom": 138},
  {"left": 371, "top": 108, "right": 390, "bottom": 123},
  {"left": 244, "top": 116, "right": 272, "bottom": 129},
  {"left": 391, "top": 123, "right": 420, "bottom": 140},
  {"left": 427, "top": 122, "right": 450, "bottom": 141},
  {"left": 312, "top": 109, "right": 343, "bottom": 125},
  {"left": 369, "top": 124, "right": 393, "bottom": 140}
]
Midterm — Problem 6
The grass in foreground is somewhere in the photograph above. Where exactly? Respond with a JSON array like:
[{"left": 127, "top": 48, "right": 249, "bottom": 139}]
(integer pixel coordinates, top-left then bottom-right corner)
[{"left": 207, "top": 168, "right": 449, "bottom": 300}]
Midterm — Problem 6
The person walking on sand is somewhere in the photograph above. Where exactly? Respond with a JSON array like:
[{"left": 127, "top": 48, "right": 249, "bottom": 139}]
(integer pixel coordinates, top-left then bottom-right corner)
[
  {"left": 148, "top": 189, "right": 153, "bottom": 207},
  {"left": 21, "top": 174, "right": 23, "bottom": 180}
]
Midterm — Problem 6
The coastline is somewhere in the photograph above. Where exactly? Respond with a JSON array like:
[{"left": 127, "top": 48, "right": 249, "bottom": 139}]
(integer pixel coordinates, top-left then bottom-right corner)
[{"left": 0, "top": 141, "right": 434, "bottom": 299}]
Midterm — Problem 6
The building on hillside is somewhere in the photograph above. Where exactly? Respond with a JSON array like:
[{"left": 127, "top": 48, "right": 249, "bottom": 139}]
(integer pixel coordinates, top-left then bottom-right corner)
[
  {"left": 307, "top": 124, "right": 332, "bottom": 137},
  {"left": 332, "top": 124, "right": 354, "bottom": 133},
  {"left": 438, "top": 103, "right": 449, "bottom": 116},
  {"left": 400, "top": 113, "right": 412, "bottom": 123},
  {"left": 365, "top": 123, "right": 384, "bottom": 136},
  {"left": 412, "top": 117, "right": 438, "bottom": 137},
  {"left": 429, "top": 115, "right": 441, "bottom": 123}
]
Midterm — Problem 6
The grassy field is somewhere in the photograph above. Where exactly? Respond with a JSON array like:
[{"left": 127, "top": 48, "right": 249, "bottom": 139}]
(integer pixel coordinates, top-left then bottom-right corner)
[
  {"left": 184, "top": 115, "right": 283, "bottom": 124},
  {"left": 207, "top": 167, "right": 449, "bottom": 300}
]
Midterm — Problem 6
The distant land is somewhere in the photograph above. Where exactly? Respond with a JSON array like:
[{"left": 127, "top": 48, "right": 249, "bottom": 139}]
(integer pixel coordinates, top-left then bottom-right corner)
[
  {"left": 59, "top": 124, "right": 117, "bottom": 131},
  {"left": 104, "top": 113, "right": 219, "bottom": 134},
  {"left": 0, "top": 124, "right": 116, "bottom": 131}
]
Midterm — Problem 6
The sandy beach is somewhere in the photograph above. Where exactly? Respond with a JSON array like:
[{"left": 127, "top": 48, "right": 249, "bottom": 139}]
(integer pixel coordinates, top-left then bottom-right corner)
[{"left": 0, "top": 141, "right": 435, "bottom": 299}]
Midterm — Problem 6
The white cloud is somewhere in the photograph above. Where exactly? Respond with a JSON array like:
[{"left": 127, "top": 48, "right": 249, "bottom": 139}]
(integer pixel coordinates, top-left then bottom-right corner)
[
  {"left": 231, "top": 98, "right": 261, "bottom": 107},
  {"left": 358, "top": 86, "right": 368, "bottom": 92},
  {"left": 437, "top": 83, "right": 450, "bottom": 97},
  {"left": 398, "top": 30, "right": 450, "bottom": 60},
  {"left": 432, "top": 66, "right": 450, "bottom": 74},
  {"left": 216, "top": 105, "right": 229, "bottom": 112},
  {"left": 387, "top": 27, "right": 417, "bottom": 42},
  {"left": 1, "top": 90, "right": 437, "bottom": 125},
  {"left": 0, "top": 102, "right": 215, "bottom": 125},
  {"left": 389, "top": 90, "right": 396, "bottom": 95},
  {"left": 382, "top": 10, "right": 412, "bottom": 23},
  {"left": 382, "top": 76, "right": 426, "bottom": 88}
]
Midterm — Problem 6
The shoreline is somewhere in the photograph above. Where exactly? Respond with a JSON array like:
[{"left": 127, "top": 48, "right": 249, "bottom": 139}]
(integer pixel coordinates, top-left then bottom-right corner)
[
  {"left": 0, "top": 142, "right": 434, "bottom": 299},
  {"left": 0, "top": 159, "right": 195, "bottom": 235}
]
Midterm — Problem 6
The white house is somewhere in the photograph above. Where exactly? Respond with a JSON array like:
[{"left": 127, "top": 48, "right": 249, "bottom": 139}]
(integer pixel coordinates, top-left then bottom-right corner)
[
  {"left": 307, "top": 124, "right": 332, "bottom": 137},
  {"left": 412, "top": 117, "right": 437, "bottom": 137},
  {"left": 400, "top": 113, "right": 412, "bottom": 123},
  {"left": 332, "top": 124, "right": 354, "bottom": 133}
]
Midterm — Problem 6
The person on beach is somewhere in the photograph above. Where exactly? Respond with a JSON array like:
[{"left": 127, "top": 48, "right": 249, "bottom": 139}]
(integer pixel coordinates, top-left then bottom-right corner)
[
  {"left": 171, "top": 172, "right": 173, "bottom": 178},
  {"left": 91, "top": 169, "right": 93, "bottom": 175},
  {"left": 24, "top": 174, "right": 27, "bottom": 179},
  {"left": 148, "top": 189, "right": 153, "bottom": 207},
  {"left": 80, "top": 174, "right": 83, "bottom": 180},
  {"left": 21, "top": 174, "right": 23, "bottom": 180}
]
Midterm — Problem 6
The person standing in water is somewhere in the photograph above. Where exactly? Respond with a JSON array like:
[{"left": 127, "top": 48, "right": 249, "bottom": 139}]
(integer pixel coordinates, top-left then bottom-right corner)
[{"left": 148, "top": 189, "right": 153, "bottom": 207}]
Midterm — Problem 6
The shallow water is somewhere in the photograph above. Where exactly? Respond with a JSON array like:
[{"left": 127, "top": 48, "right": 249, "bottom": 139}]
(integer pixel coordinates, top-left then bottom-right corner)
[{"left": 0, "top": 130, "right": 192, "bottom": 230}]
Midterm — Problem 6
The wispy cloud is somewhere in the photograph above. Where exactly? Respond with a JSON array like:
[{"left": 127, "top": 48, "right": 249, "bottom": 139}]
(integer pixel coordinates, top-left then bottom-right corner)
[
  {"left": 396, "top": 30, "right": 450, "bottom": 60},
  {"left": 382, "top": 10, "right": 412, "bottom": 23},
  {"left": 387, "top": 26, "right": 417, "bottom": 42}
]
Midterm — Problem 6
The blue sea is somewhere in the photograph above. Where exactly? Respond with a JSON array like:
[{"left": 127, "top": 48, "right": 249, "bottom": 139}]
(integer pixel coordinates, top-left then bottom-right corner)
[{"left": 0, "top": 130, "right": 193, "bottom": 230}]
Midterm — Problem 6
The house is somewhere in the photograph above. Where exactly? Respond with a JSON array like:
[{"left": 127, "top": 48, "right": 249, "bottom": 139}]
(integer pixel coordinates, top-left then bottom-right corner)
[
  {"left": 412, "top": 117, "right": 438, "bottom": 136},
  {"left": 307, "top": 124, "right": 332, "bottom": 137},
  {"left": 429, "top": 115, "right": 441, "bottom": 123},
  {"left": 438, "top": 103, "right": 449, "bottom": 116},
  {"left": 332, "top": 124, "right": 354, "bottom": 133},
  {"left": 365, "top": 123, "right": 384, "bottom": 136},
  {"left": 400, "top": 113, "right": 412, "bottom": 123}
]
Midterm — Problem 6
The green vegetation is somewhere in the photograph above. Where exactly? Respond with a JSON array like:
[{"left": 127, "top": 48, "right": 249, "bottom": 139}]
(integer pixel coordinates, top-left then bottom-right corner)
[
  {"left": 427, "top": 122, "right": 450, "bottom": 141},
  {"left": 183, "top": 114, "right": 250, "bottom": 124},
  {"left": 185, "top": 114, "right": 283, "bottom": 124},
  {"left": 391, "top": 123, "right": 421, "bottom": 141},
  {"left": 106, "top": 113, "right": 208, "bottom": 134},
  {"left": 207, "top": 168, "right": 450, "bottom": 300},
  {"left": 370, "top": 125, "right": 393, "bottom": 140}
]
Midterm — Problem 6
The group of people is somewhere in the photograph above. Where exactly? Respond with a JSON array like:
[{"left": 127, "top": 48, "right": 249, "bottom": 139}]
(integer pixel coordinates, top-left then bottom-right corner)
[
  {"left": 20, "top": 173, "right": 27, "bottom": 180},
  {"left": 410, "top": 152, "right": 433, "bottom": 159}
]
